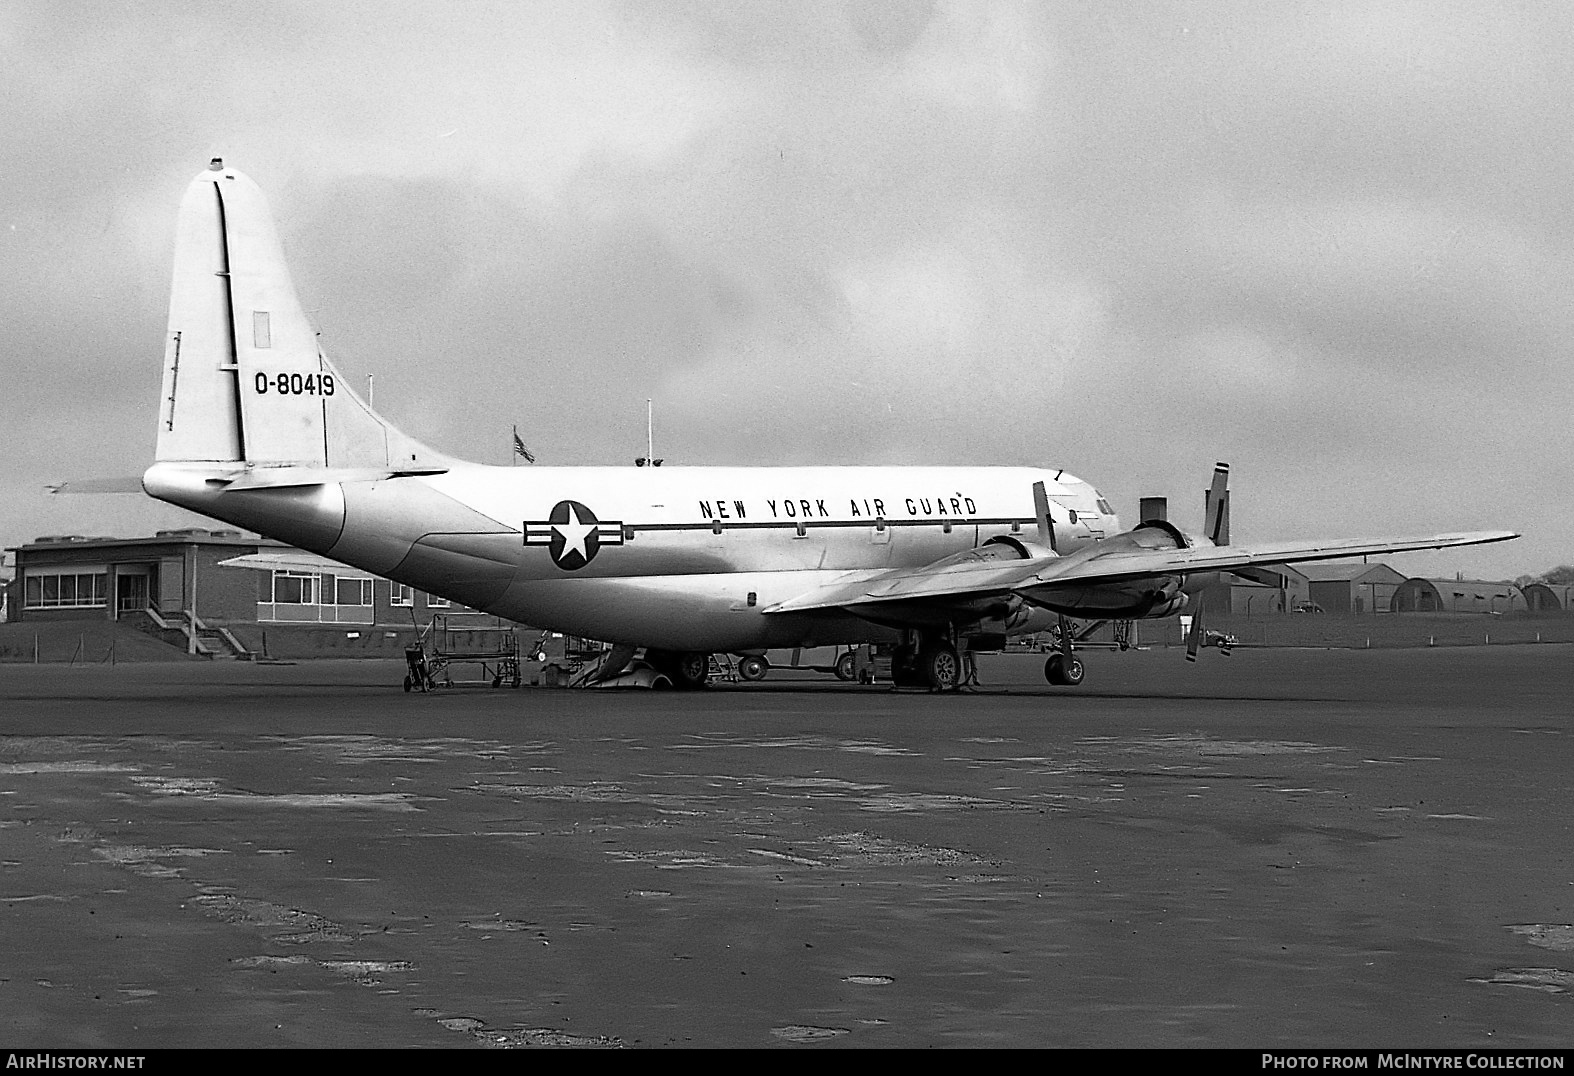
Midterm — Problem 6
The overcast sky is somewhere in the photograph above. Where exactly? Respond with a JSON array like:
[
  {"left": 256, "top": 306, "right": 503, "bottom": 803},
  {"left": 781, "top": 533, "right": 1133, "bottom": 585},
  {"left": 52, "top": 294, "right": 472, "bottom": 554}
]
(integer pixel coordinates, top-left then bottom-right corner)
[{"left": 3, "top": 0, "right": 1568, "bottom": 580}]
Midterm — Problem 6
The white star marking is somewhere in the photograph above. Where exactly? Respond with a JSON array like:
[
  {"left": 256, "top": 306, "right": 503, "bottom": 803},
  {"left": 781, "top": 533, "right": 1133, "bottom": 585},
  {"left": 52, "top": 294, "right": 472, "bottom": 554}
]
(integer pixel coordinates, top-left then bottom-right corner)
[{"left": 553, "top": 504, "right": 597, "bottom": 563}]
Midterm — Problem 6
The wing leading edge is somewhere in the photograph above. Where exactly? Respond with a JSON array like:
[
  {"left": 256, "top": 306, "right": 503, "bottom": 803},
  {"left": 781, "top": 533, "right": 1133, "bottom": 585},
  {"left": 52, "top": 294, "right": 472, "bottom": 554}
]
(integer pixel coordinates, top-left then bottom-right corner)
[{"left": 762, "top": 529, "right": 1519, "bottom": 615}]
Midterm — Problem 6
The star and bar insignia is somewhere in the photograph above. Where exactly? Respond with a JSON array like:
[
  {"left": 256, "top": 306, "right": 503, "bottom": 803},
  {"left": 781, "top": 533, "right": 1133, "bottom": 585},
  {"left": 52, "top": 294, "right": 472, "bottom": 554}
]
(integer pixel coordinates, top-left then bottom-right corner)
[{"left": 523, "top": 500, "right": 624, "bottom": 570}]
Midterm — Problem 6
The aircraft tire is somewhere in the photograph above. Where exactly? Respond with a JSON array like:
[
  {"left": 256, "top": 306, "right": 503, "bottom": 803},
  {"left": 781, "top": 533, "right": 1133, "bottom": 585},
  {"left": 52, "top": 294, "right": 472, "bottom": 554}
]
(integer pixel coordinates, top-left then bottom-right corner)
[
  {"left": 645, "top": 648, "right": 699, "bottom": 688},
  {"left": 921, "top": 642, "right": 962, "bottom": 692},
  {"left": 738, "top": 656, "right": 769, "bottom": 681},
  {"left": 674, "top": 651, "right": 711, "bottom": 689},
  {"left": 1044, "top": 653, "right": 1085, "bottom": 686},
  {"left": 835, "top": 652, "right": 856, "bottom": 681},
  {"left": 403, "top": 675, "right": 412, "bottom": 693}
]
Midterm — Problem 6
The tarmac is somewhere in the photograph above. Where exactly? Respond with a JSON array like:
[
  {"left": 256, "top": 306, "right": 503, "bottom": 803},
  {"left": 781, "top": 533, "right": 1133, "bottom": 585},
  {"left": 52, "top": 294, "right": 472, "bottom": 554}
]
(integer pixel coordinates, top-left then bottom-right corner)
[{"left": 2, "top": 644, "right": 1573, "bottom": 1048}]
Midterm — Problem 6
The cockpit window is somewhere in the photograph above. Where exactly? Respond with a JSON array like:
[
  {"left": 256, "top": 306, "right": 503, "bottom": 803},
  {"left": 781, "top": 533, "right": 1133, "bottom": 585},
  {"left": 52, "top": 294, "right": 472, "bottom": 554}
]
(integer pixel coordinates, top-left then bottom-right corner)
[{"left": 1096, "top": 498, "right": 1114, "bottom": 515}]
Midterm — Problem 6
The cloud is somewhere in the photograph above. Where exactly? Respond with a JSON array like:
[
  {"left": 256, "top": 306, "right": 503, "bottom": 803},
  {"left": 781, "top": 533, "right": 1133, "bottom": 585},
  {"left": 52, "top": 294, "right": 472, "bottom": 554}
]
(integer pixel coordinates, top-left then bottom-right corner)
[{"left": 1, "top": 1, "right": 1568, "bottom": 580}]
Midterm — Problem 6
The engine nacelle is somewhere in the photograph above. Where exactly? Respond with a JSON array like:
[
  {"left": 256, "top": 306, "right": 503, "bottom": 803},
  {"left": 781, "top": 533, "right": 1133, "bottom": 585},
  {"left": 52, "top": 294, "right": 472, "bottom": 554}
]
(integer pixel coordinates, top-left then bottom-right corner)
[
  {"left": 889, "top": 533, "right": 1057, "bottom": 577},
  {"left": 1021, "top": 521, "right": 1198, "bottom": 619},
  {"left": 979, "top": 535, "right": 1057, "bottom": 561},
  {"left": 1103, "top": 519, "right": 1192, "bottom": 554},
  {"left": 1028, "top": 581, "right": 1190, "bottom": 619},
  {"left": 846, "top": 535, "right": 1057, "bottom": 631}
]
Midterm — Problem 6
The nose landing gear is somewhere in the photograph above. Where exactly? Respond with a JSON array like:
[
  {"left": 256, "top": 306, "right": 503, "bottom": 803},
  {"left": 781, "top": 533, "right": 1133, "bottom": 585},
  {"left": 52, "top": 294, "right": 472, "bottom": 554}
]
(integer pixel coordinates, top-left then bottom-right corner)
[
  {"left": 1044, "top": 651, "right": 1084, "bottom": 685},
  {"left": 1044, "top": 614, "right": 1086, "bottom": 687}
]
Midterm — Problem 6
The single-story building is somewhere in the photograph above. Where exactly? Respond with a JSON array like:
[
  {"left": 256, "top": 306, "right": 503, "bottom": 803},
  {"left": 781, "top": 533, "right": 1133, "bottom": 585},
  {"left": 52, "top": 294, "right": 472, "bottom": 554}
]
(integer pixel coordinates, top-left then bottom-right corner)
[{"left": 3, "top": 529, "right": 508, "bottom": 657}]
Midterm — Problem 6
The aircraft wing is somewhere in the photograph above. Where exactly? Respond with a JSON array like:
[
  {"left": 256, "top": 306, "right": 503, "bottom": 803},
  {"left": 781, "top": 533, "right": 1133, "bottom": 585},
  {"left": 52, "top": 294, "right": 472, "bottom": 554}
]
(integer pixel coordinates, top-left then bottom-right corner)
[{"left": 762, "top": 529, "right": 1518, "bottom": 614}]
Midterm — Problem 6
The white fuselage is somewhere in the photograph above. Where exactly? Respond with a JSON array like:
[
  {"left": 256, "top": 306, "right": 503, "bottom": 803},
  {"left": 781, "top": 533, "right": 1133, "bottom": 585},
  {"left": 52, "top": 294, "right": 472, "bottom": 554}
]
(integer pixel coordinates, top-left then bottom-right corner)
[{"left": 145, "top": 462, "right": 1118, "bottom": 651}]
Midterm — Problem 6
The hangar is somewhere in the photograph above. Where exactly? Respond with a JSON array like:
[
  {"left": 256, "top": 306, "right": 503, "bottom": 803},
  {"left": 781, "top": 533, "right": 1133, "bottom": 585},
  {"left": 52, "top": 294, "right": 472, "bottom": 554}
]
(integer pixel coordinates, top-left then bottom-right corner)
[
  {"left": 1300, "top": 562, "right": 1408, "bottom": 615},
  {"left": 1390, "top": 577, "right": 1528, "bottom": 615},
  {"left": 1218, "top": 562, "right": 1408, "bottom": 616},
  {"left": 1520, "top": 582, "right": 1574, "bottom": 613}
]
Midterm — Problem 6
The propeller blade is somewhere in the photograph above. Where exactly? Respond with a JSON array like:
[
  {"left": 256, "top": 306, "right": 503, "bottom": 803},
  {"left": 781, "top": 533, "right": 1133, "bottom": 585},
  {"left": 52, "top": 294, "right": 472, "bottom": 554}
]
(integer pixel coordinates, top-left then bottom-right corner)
[
  {"left": 1185, "top": 606, "right": 1204, "bottom": 662},
  {"left": 1033, "top": 481, "right": 1057, "bottom": 553},
  {"left": 1203, "top": 462, "right": 1230, "bottom": 546}
]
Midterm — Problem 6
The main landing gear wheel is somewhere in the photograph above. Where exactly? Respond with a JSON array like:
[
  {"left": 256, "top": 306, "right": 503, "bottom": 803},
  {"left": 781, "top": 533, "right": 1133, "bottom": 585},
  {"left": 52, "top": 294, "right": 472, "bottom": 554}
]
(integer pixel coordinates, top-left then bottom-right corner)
[
  {"left": 675, "top": 651, "right": 711, "bottom": 688},
  {"left": 645, "top": 649, "right": 711, "bottom": 689},
  {"left": 738, "top": 656, "right": 769, "bottom": 681},
  {"left": 1044, "top": 652, "right": 1084, "bottom": 686},
  {"left": 835, "top": 652, "right": 856, "bottom": 681},
  {"left": 921, "top": 642, "right": 962, "bottom": 692}
]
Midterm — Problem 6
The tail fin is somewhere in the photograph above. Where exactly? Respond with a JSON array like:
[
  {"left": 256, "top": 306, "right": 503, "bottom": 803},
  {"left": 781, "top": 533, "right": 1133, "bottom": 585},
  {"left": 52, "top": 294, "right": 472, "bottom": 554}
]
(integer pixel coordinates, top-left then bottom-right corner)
[{"left": 156, "top": 159, "right": 446, "bottom": 470}]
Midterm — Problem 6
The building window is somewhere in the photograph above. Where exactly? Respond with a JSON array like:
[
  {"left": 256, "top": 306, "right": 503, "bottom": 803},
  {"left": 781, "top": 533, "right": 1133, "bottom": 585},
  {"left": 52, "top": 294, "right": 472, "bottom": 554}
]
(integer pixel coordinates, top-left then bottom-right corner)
[
  {"left": 391, "top": 584, "right": 414, "bottom": 607},
  {"left": 271, "top": 571, "right": 316, "bottom": 604},
  {"left": 258, "top": 570, "right": 373, "bottom": 624},
  {"left": 24, "top": 571, "right": 107, "bottom": 609},
  {"left": 426, "top": 594, "right": 450, "bottom": 608},
  {"left": 335, "top": 577, "right": 372, "bottom": 606}
]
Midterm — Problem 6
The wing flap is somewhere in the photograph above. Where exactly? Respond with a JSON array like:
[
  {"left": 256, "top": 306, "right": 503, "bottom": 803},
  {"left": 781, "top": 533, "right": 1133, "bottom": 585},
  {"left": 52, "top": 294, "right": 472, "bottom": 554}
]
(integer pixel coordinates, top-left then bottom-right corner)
[
  {"left": 760, "top": 569, "right": 903, "bottom": 614},
  {"left": 761, "top": 548, "right": 1063, "bottom": 614}
]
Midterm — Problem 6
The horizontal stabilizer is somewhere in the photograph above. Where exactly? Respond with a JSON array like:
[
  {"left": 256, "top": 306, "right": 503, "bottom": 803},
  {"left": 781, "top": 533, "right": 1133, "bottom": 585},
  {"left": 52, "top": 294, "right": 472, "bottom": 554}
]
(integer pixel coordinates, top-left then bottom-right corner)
[
  {"left": 46, "top": 476, "right": 146, "bottom": 495},
  {"left": 203, "top": 465, "right": 449, "bottom": 490},
  {"left": 218, "top": 551, "right": 369, "bottom": 575}
]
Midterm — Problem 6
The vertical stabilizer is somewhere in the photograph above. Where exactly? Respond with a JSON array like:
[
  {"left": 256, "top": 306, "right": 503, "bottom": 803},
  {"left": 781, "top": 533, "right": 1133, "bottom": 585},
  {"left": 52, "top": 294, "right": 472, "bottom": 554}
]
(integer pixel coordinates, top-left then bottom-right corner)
[
  {"left": 157, "top": 159, "right": 246, "bottom": 462},
  {"left": 156, "top": 159, "right": 448, "bottom": 470}
]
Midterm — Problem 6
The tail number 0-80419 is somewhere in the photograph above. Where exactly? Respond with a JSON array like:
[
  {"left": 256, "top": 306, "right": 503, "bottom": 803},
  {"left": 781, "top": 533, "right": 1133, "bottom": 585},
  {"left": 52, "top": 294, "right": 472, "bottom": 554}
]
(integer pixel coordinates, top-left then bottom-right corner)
[{"left": 255, "top": 372, "right": 335, "bottom": 396}]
